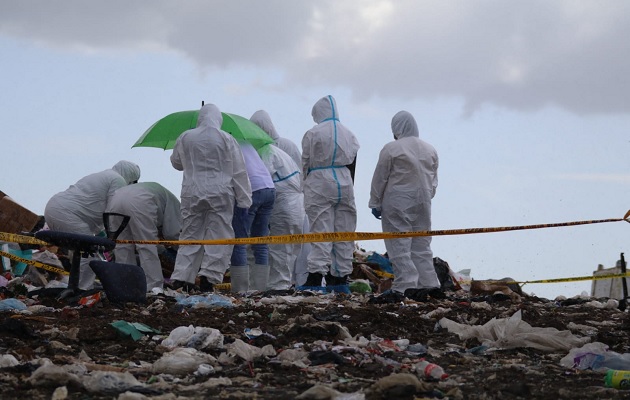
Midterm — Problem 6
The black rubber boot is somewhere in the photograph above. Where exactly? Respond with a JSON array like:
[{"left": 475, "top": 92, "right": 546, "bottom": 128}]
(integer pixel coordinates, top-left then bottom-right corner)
[
  {"left": 326, "top": 273, "right": 349, "bottom": 286},
  {"left": 303, "top": 272, "right": 324, "bottom": 287},
  {"left": 199, "top": 276, "right": 214, "bottom": 292}
]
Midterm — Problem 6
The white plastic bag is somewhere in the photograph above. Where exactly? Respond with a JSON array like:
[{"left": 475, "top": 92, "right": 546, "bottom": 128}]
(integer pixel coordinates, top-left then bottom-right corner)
[{"left": 439, "top": 310, "right": 590, "bottom": 352}]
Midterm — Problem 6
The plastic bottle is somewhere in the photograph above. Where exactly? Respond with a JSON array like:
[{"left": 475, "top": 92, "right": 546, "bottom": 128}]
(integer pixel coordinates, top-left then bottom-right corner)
[
  {"left": 604, "top": 370, "right": 630, "bottom": 389},
  {"left": 416, "top": 360, "right": 448, "bottom": 380}
]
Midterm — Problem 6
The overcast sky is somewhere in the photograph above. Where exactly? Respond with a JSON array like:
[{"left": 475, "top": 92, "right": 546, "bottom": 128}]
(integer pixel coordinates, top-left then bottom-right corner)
[{"left": 2, "top": 1, "right": 629, "bottom": 300}]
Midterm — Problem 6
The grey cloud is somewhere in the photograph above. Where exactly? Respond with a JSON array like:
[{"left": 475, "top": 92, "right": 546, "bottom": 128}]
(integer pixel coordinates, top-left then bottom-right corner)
[{"left": 1, "top": 0, "right": 628, "bottom": 115}]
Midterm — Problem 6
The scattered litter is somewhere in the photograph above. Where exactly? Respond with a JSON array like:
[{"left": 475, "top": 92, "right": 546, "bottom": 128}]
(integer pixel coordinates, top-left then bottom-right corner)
[
  {"left": 110, "top": 321, "right": 160, "bottom": 341},
  {"left": 439, "top": 310, "right": 589, "bottom": 351},
  {"left": 0, "top": 298, "right": 27, "bottom": 311}
]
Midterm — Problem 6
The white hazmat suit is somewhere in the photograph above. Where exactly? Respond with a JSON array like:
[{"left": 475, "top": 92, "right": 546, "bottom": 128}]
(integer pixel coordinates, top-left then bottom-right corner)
[
  {"left": 106, "top": 182, "right": 181, "bottom": 291},
  {"left": 251, "top": 110, "right": 303, "bottom": 174},
  {"left": 44, "top": 160, "right": 141, "bottom": 290},
  {"left": 369, "top": 111, "right": 440, "bottom": 293},
  {"left": 302, "top": 95, "right": 360, "bottom": 281},
  {"left": 251, "top": 111, "right": 305, "bottom": 290},
  {"left": 170, "top": 103, "right": 252, "bottom": 286}
]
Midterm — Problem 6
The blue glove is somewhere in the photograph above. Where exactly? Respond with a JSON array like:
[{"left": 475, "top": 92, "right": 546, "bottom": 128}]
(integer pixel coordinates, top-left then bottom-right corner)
[{"left": 371, "top": 208, "right": 382, "bottom": 219}]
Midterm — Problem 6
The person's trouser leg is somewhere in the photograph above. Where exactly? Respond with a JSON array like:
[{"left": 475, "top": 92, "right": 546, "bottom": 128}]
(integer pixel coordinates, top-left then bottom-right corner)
[
  {"left": 411, "top": 202, "right": 440, "bottom": 289},
  {"left": 171, "top": 203, "right": 204, "bottom": 284},
  {"left": 330, "top": 196, "right": 357, "bottom": 278},
  {"left": 305, "top": 193, "right": 334, "bottom": 275},
  {"left": 200, "top": 201, "right": 236, "bottom": 285},
  {"left": 293, "top": 214, "right": 311, "bottom": 287},
  {"left": 250, "top": 189, "right": 275, "bottom": 291},
  {"left": 382, "top": 211, "right": 418, "bottom": 293}
]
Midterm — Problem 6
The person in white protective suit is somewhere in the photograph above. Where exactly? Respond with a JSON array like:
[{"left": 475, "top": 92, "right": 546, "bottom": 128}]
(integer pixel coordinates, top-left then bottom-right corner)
[
  {"left": 44, "top": 160, "right": 141, "bottom": 290},
  {"left": 300, "top": 95, "right": 360, "bottom": 290},
  {"left": 250, "top": 110, "right": 305, "bottom": 291},
  {"left": 105, "top": 182, "right": 181, "bottom": 291},
  {"left": 251, "top": 110, "right": 303, "bottom": 174},
  {"left": 169, "top": 103, "right": 252, "bottom": 292},
  {"left": 369, "top": 111, "right": 443, "bottom": 301}
]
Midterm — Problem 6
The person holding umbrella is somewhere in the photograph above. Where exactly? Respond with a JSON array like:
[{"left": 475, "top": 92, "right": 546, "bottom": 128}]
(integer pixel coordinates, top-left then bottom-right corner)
[
  {"left": 369, "top": 111, "right": 443, "bottom": 302},
  {"left": 44, "top": 160, "right": 141, "bottom": 291},
  {"left": 169, "top": 103, "right": 252, "bottom": 292},
  {"left": 300, "top": 95, "right": 360, "bottom": 292}
]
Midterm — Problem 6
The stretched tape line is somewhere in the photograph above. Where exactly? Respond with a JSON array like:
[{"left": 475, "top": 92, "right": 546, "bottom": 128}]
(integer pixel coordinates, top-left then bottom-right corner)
[
  {"left": 113, "top": 213, "right": 629, "bottom": 246},
  {"left": 0, "top": 232, "right": 48, "bottom": 246},
  {"left": 0, "top": 250, "right": 69, "bottom": 275},
  {"left": 3, "top": 211, "right": 628, "bottom": 247}
]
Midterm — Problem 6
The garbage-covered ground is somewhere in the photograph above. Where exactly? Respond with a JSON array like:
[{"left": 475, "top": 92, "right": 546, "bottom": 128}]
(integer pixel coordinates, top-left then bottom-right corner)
[{"left": 1, "top": 274, "right": 630, "bottom": 400}]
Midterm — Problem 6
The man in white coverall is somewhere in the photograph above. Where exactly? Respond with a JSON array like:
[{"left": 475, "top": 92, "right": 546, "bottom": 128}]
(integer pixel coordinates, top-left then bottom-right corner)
[
  {"left": 251, "top": 110, "right": 303, "bottom": 174},
  {"left": 105, "top": 182, "right": 181, "bottom": 291},
  {"left": 369, "top": 111, "right": 442, "bottom": 301},
  {"left": 170, "top": 103, "right": 252, "bottom": 292},
  {"left": 44, "top": 160, "right": 141, "bottom": 290},
  {"left": 250, "top": 110, "right": 305, "bottom": 291},
  {"left": 300, "top": 95, "right": 360, "bottom": 290}
]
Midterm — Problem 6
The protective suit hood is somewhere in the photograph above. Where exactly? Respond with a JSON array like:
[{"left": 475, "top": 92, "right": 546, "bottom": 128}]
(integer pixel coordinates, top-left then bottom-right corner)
[
  {"left": 391, "top": 111, "right": 419, "bottom": 140},
  {"left": 311, "top": 95, "right": 340, "bottom": 124},
  {"left": 250, "top": 110, "right": 279, "bottom": 141},
  {"left": 197, "top": 103, "right": 223, "bottom": 129},
  {"left": 112, "top": 160, "right": 141, "bottom": 185}
]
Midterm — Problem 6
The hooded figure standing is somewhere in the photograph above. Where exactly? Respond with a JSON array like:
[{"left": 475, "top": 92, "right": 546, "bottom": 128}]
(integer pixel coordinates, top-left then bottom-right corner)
[
  {"left": 301, "top": 95, "right": 360, "bottom": 290},
  {"left": 253, "top": 109, "right": 303, "bottom": 173},
  {"left": 251, "top": 110, "right": 305, "bottom": 291},
  {"left": 369, "top": 111, "right": 441, "bottom": 298},
  {"left": 170, "top": 103, "right": 252, "bottom": 292},
  {"left": 44, "top": 160, "right": 141, "bottom": 290},
  {"left": 105, "top": 182, "right": 181, "bottom": 291}
]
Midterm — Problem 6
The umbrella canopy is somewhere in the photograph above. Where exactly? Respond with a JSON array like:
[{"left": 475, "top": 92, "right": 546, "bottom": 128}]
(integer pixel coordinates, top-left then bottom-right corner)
[{"left": 132, "top": 110, "right": 274, "bottom": 150}]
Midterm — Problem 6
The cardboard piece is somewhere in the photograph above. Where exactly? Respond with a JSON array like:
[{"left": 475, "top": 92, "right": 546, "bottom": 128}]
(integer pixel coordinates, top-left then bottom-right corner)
[{"left": 0, "top": 192, "right": 39, "bottom": 234}]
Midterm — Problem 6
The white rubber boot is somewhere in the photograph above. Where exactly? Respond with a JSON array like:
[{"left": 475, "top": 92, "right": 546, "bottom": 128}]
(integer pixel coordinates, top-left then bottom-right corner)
[
  {"left": 250, "top": 264, "right": 270, "bottom": 292},
  {"left": 230, "top": 265, "right": 249, "bottom": 293}
]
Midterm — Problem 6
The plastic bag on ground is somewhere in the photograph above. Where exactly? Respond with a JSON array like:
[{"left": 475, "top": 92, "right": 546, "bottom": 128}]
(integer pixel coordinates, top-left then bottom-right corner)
[
  {"left": 0, "top": 298, "right": 27, "bottom": 311},
  {"left": 82, "top": 371, "right": 144, "bottom": 393},
  {"left": 560, "top": 341, "right": 630, "bottom": 371},
  {"left": 161, "top": 325, "right": 224, "bottom": 350},
  {"left": 226, "top": 338, "right": 276, "bottom": 362},
  {"left": 176, "top": 294, "right": 233, "bottom": 308},
  {"left": 152, "top": 347, "right": 217, "bottom": 376},
  {"left": 439, "top": 310, "right": 589, "bottom": 352}
]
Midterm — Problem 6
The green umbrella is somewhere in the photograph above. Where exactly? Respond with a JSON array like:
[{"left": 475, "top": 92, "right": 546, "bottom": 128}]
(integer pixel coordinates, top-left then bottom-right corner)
[{"left": 132, "top": 110, "right": 274, "bottom": 150}]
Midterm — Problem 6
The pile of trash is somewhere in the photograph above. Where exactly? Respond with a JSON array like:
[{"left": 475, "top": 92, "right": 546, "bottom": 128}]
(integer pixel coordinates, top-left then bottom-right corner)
[{"left": 1, "top": 251, "right": 630, "bottom": 399}]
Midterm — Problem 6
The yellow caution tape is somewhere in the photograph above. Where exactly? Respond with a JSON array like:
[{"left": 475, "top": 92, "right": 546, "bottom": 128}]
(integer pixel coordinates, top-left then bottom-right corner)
[
  {"left": 1, "top": 211, "right": 628, "bottom": 247},
  {"left": 520, "top": 272, "right": 630, "bottom": 285},
  {"left": 0, "top": 232, "right": 48, "bottom": 246},
  {"left": 0, "top": 250, "right": 69, "bottom": 275},
  {"left": 111, "top": 211, "right": 630, "bottom": 246},
  {"left": 214, "top": 283, "right": 231, "bottom": 290}
]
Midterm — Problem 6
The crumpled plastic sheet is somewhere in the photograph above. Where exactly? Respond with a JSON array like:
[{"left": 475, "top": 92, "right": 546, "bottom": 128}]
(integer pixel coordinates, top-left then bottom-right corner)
[
  {"left": 152, "top": 347, "right": 217, "bottom": 376},
  {"left": 226, "top": 338, "right": 276, "bottom": 362},
  {"left": 0, "top": 354, "right": 19, "bottom": 368},
  {"left": 0, "top": 298, "right": 27, "bottom": 311},
  {"left": 176, "top": 294, "right": 233, "bottom": 308},
  {"left": 439, "top": 309, "right": 590, "bottom": 352},
  {"left": 161, "top": 325, "right": 224, "bottom": 350},
  {"left": 560, "top": 341, "right": 630, "bottom": 371},
  {"left": 83, "top": 371, "right": 144, "bottom": 393},
  {"left": 27, "top": 362, "right": 82, "bottom": 387}
]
